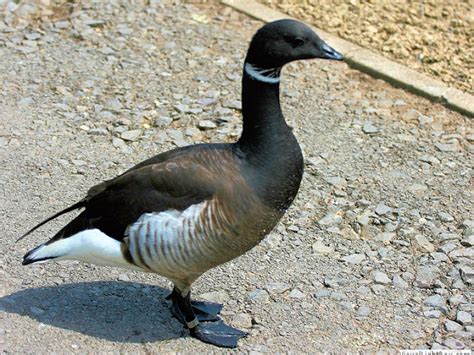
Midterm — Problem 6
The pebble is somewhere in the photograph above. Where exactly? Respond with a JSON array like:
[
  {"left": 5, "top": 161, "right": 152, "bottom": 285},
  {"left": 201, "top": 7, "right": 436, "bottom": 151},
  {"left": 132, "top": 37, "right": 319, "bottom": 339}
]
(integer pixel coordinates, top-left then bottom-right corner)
[
  {"left": 198, "top": 120, "right": 217, "bottom": 130},
  {"left": 461, "top": 220, "right": 474, "bottom": 236},
  {"left": 415, "top": 265, "right": 438, "bottom": 288},
  {"left": 265, "top": 283, "right": 291, "bottom": 295},
  {"left": 375, "top": 232, "right": 395, "bottom": 243},
  {"left": 120, "top": 129, "right": 142, "bottom": 141},
  {"left": 374, "top": 203, "right": 391, "bottom": 215},
  {"left": 231, "top": 313, "right": 252, "bottom": 329},
  {"left": 248, "top": 289, "right": 269, "bottom": 303},
  {"left": 154, "top": 116, "right": 173, "bottom": 127},
  {"left": 311, "top": 240, "right": 333, "bottom": 255},
  {"left": 223, "top": 99, "right": 242, "bottom": 110},
  {"left": 314, "top": 289, "right": 331, "bottom": 298},
  {"left": 419, "top": 155, "right": 439, "bottom": 165},
  {"left": 356, "top": 305, "right": 370, "bottom": 318},
  {"left": 435, "top": 142, "right": 460, "bottom": 152},
  {"left": 417, "top": 114, "right": 433, "bottom": 125},
  {"left": 17, "top": 97, "right": 33, "bottom": 105},
  {"left": 341, "top": 253, "right": 365, "bottom": 264},
  {"left": 442, "top": 338, "right": 465, "bottom": 350},
  {"left": 317, "top": 212, "right": 342, "bottom": 226},
  {"left": 289, "top": 289, "right": 305, "bottom": 299},
  {"left": 413, "top": 234, "right": 435, "bottom": 253},
  {"left": 362, "top": 121, "right": 378, "bottom": 134},
  {"left": 456, "top": 310, "right": 472, "bottom": 325},
  {"left": 438, "top": 212, "right": 454, "bottom": 223},
  {"left": 423, "top": 294, "right": 445, "bottom": 308},
  {"left": 460, "top": 235, "right": 474, "bottom": 247},
  {"left": 106, "top": 98, "right": 123, "bottom": 112},
  {"left": 423, "top": 310, "right": 441, "bottom": 318},
  {"left": 392, "top": 274, "right": 408, "bottom": 288},
  {"left": 372, "top": 271, "right": 391, "bottom": 285},
  {"left": 88, "top": 128, "right": 108, "bottom": 136},
  {"left": 444, "top": 319, "right": 463, "bottom": 332},
  {"left": 199, "top": 291, "right": 229, "bottom": 304}
]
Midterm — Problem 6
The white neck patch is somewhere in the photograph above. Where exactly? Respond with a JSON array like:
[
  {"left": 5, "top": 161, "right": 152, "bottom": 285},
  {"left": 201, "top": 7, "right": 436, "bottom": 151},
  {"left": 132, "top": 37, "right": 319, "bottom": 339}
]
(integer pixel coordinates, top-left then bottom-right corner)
[{"left": 244, "top": 63, "right": 281, "bottom": 84}]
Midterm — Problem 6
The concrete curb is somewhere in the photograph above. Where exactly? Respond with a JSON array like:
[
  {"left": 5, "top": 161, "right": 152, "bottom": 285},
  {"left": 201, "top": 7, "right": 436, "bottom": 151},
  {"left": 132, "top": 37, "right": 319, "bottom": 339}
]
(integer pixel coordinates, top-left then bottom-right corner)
[{"left": 222, "top": 0, "right": 474, "bottom": 118}]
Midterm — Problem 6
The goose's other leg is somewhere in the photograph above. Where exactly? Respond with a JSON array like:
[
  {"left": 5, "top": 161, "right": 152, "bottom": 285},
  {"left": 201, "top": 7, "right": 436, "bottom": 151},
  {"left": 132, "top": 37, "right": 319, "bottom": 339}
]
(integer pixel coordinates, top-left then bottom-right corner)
[
  {"left": 167, "top": 287, "right": 222, "bottom": 322},
  {"left": 167, "top": 286, "right": 247, "bottom": 348}
]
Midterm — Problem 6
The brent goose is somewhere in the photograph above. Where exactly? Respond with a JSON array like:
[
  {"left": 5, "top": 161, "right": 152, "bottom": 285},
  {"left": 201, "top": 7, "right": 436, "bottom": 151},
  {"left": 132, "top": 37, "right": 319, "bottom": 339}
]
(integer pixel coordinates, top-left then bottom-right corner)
[{"left": 20, "top": 19, "right": 343, "bottom": 348}]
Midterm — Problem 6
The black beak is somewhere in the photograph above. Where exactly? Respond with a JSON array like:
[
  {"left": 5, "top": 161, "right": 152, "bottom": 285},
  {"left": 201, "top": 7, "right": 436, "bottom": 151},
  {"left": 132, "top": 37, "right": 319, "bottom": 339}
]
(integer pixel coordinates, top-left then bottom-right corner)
[{"left": 320, "top": 43, "right": 343, "bottom": 61}]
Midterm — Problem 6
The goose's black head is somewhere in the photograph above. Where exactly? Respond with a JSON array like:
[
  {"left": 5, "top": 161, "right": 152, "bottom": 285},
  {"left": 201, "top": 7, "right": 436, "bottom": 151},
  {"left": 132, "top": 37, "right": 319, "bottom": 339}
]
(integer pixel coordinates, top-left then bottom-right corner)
[{"left": 245, "top": 19, "right": 343, "bottom": 69}]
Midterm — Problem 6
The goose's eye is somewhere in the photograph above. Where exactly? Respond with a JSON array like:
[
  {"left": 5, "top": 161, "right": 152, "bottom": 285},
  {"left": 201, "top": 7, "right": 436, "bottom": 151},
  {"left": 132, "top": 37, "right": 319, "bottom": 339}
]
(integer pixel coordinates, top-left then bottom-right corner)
[{"left": 285, "top": 36, "right": 305, "bottom": 48}]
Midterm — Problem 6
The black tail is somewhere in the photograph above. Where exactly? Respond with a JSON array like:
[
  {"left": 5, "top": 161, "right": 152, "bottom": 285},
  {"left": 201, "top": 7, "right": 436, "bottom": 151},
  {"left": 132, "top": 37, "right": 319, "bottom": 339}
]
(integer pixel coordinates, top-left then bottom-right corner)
[{"left": 17, "top": 200, "right": 86, "bottom": 242}]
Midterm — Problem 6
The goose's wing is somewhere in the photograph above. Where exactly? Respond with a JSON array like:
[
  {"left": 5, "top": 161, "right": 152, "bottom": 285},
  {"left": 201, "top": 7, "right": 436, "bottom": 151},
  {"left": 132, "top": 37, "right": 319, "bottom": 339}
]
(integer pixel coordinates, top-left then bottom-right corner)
[{"left": 50, "top": 159, "right": 221, "bottom": 244}]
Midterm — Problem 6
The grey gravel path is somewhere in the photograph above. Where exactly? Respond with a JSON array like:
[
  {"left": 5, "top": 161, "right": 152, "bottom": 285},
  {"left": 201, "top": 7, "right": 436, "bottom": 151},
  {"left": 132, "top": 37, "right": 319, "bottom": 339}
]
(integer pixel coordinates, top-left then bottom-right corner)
[{"left": 0, "top": 1, "right": 472, "bottom": 352}]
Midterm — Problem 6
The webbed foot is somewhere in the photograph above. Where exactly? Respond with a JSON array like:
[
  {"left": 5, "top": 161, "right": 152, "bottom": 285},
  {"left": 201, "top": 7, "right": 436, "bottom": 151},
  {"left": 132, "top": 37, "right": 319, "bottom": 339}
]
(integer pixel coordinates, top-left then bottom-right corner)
[
  {"left": 191, "top": 320, "right": 248, "bottom": 348},
  {"left": 166, "top": 287, "right": 247, "bottom": 348}
]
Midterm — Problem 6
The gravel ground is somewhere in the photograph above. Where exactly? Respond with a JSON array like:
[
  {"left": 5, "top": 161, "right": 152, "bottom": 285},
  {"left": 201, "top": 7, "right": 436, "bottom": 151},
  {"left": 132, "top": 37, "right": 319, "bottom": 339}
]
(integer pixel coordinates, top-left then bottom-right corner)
[
  {"left": 262, "top": 0, "right": 473, "bottom": 94},
  {"left": 1, "top": 0, "right": 473, "bottom": 352}
]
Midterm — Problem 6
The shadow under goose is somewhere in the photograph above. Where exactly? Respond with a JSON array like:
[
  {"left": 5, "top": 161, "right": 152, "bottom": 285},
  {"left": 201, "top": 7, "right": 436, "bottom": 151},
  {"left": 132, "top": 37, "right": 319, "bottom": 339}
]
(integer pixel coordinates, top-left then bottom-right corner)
[{"left": 0, "top": 281, "right": 185, "bottom": 343}]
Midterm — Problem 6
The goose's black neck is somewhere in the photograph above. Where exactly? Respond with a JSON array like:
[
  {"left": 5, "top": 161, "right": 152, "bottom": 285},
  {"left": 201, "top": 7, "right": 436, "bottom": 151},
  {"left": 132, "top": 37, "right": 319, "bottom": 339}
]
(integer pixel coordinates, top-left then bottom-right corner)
[
  {"left": 237, "top": 62, "right": 304, "bottom": 212},
  {"left": 238, "top": 63, "right": 289, "bottom": 153}
]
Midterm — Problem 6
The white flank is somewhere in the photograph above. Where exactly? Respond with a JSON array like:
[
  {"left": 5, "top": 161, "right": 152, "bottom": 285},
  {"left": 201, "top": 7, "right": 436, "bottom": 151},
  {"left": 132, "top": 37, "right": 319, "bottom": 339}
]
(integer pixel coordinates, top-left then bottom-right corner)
[
  {"left": 126, "top": 202, "right": 209, "bottom": 274},
  {"left": 244, "top": 63, "right": 281, "bottom": 84},
  {"left": 28, "top": 229, "right": 140, "bottom": 270}
]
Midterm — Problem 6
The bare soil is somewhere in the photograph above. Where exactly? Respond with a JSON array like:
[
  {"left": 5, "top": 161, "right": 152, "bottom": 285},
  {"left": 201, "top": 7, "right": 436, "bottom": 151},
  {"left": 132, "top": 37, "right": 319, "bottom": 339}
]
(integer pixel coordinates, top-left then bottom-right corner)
[{"left": 261, "top": 0, "right": 473, "bottom": 94}]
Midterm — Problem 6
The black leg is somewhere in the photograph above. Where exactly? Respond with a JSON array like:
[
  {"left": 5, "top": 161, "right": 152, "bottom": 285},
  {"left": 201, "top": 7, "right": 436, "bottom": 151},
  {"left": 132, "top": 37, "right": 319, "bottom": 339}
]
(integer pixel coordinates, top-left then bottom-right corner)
[
  {"left": 166, "top": 288, "right": 222, "bottom": 322},
  {"left": 166, "top": 287, "right": 248, "bottom": 348}
]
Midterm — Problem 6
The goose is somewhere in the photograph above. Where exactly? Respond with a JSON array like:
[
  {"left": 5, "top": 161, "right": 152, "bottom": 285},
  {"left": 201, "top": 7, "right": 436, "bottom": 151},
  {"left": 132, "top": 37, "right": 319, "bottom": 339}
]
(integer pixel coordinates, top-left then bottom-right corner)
[{"left": 19, "top": 19, "right": 343, "bottom": 348}]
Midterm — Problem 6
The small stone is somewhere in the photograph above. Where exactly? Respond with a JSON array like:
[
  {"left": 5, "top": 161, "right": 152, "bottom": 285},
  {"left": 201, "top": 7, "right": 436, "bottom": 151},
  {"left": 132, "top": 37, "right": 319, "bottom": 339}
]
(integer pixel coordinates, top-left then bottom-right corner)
[
  {"left": 419, "top": 155, "right": 440, "bottom": 164},
  {"left": 117, "top": 274, "right": 129, "bottom": 281},
  {"left": 423, "top": 294, "right": 445, "bottom": 308},
  {"left": 314, "top": 289, "right": 331, "bottom": 298},
  {"left": 121, "top": 129, "right": 142, "bottom": 142},
  {"left": 154, "top": 116, "right": 173, "bottom": 127},
  {"left": 17, "top": 97, "right": 33, "bottom": 105},
  {"left": 438, "top": 212, "right": 454, "bottom": 222},
  {"left": 198, "top": 120, "right": 217, "bottom": 130},
  {"left": 356, "top": 305, "right": 370, "bottom": 318},
  {"left": 413, "top": 234, "right": 435, "bottom": 253},
  {"left": 289, "top": 289, "right": 305, "bottom": 299},
  {"left": 88, "top": 128, "right": 108, "bottom": 136},
  {"left": 311, "top": 240, "right": 333, "bottom": 255},
  {"left": 173, "top": 104, "right": 189, "bottom": 113},
  {"left": 248, "top": 289, "right": 269, "bottom": 303},
  {"left": 375, "top": 232, "right": 395, "bottom": 243},
  {"left": 341, "top": 253, "right": 365, "bottom": 264},
  {"left": 443, "top": 338, "right": 465, "bottom": 350},
  {"left": 435, "top": 142, "right": 460, "bottom": 152},
  {"left": 423, "top": 310, "right": 442, "bottom": 318},
  {"left": 231, "top": 313, "right": 252, "bottom": 329},
  {"left": 461, "top": 235, "right": 474, "bottom": 247},
  {"left": 374, "top": 203, "right": 391, "bottom": 215},
  {"left": 448, "top": 294, "right": 467, "bottom": 307},
  {"left": 456, "top": 310, "right": 472, "bottom": 325},
  {"left": 265, "top": 283, "right": 291, "bottom": 295},
  {"left": 461, "top": 220, "right": 474, "bottom": 236},
  {"left": 362, "top": 121, "right": 378, "bottom": 134},
  {"left": 317, "top": 212, "right": 342, "bottom": 226},
  {"left": 222, "top": 99, "right": 242, "bottom": 110},
  {"left": 445, "top": 319, "right": 463, "bottom": 332},
  {"left": 409, "top": 329, "right": 424, "bottom": 340},
  {"left": 392, "top": 274, "right": 408, "bottom": 288},
  {"left": 415, "top": 265, "right": 438, "bottom": 288},
  {"left": 106, "top": 98, "right": 123, "bottom": 112},
  {"left": 372, "top": 271, "right": 391, "bottom": 285},
  {"left": 417, "top": 114, "right": 433, "bottom": 125},
  {"left": 199, "top": 291, "right": 229, "bottom": 304}
]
